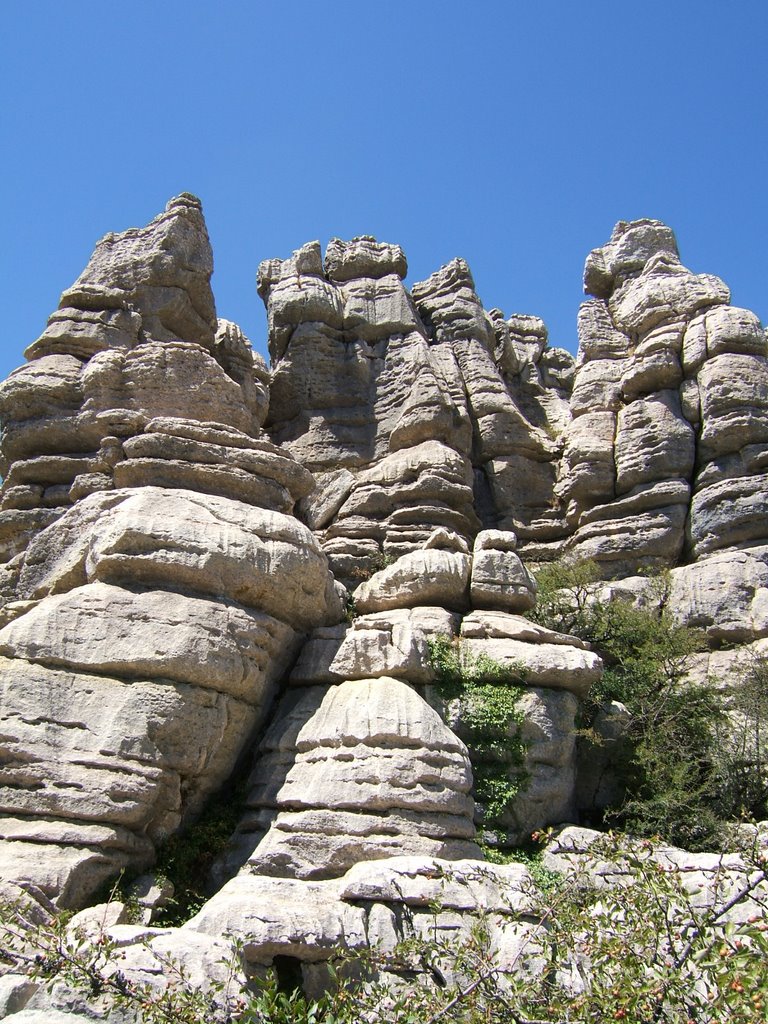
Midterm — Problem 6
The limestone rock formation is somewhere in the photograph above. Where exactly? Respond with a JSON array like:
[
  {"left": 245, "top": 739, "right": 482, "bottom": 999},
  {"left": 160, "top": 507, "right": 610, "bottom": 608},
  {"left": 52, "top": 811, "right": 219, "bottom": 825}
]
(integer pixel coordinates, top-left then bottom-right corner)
[
  {"left": 1, "top": 198, "right": 767, "bottom": 1021},
  {"left": 559, "top": 218, "right": 768, "bottom": 576},
  {"left": 0, "top": 197, "right": 341, "bottom": 907}
]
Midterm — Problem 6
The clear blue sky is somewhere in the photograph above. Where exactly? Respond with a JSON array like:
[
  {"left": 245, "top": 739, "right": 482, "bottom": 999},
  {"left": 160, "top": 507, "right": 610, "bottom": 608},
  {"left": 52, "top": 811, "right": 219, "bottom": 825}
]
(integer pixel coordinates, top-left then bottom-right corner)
[{"left": 1, "top": 1, "right": 765, "bottom": 382}]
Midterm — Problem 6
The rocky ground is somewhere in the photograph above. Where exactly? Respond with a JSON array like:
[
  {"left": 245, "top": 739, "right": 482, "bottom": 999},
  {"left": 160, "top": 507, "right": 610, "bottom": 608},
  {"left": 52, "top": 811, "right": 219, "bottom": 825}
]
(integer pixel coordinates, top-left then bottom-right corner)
[{"left": 0, "top": 199, "right": 766, "bottom": 1020}]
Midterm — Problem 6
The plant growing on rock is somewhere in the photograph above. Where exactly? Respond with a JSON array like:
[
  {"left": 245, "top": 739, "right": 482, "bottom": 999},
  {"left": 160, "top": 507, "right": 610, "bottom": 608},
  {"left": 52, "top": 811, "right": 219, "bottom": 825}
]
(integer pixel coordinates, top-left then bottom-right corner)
[
  {"left": 2, "top": 830, "right": 766, "bottom": 1023},
  {"left": 426, "top": 635, "right": 528, "bottom": 833},
  {"left": 527, "top": 559, "right": 763, "bottom": 851}
]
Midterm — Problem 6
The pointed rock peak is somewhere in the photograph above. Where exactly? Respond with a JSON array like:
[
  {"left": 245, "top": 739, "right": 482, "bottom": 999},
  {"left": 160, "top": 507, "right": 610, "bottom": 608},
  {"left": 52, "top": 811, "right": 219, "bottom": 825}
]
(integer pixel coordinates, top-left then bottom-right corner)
[
  {"left": 584, "top": 218, "right": 680, "bottom": 298},
  {"left": 324, "top": 236, "right": 407, "bottom": 282},
  {"left": 411, "top": 257, "right": 478, "bottom": 301},
  {"left": 58, "top": 193, "right": 217, "bottom": 349},
  {"left": 257, "top": 240, "right": 323, "bottom": 299}
]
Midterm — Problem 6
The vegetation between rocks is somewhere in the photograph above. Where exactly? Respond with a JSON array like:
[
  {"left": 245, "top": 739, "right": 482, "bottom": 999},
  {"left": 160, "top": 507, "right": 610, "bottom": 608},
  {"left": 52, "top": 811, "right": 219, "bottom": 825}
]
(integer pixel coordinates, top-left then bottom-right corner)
[
  {"left": 426, "top": 634, "right": 529, "bottom": 833},
  {"left": 528, "top": 559, "right": 768, "bottom": 850},
  {"left": 2, "top": 830, "right": 766, "bottom": 1023}
]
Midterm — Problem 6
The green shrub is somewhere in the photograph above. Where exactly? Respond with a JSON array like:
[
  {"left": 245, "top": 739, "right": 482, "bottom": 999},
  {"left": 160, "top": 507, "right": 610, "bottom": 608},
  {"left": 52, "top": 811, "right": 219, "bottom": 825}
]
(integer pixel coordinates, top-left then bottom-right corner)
[
  {"left": 3, "top": 831, "right": 766, "bottom": 1023},
  {"left": 528, "top": 559, "right": 746, "bottom": 850},
  {"left": 426, "top": 635, "right": 528, "bottom": 835}
]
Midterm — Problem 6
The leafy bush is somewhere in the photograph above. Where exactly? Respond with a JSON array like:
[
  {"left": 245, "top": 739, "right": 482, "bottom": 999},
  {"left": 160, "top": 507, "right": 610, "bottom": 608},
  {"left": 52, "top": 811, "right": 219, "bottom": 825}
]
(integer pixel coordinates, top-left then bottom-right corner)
[
  {"left": 528, "top": 559, "right": 767, "bottom": 851},
  {"left": 426, "top": 635, "right": 528, "bottom": 832},
  {"left": 3, "top": 831, "right": 766, "bottom": 1023}
]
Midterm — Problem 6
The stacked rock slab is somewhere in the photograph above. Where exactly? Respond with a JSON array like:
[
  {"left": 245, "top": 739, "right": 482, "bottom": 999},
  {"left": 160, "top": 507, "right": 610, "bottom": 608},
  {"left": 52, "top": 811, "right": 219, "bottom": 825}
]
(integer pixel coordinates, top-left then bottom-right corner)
[
  {"left": 558, "top": 218, "right": 768, "bottom": 577},
  {"left": 5, "top": 203, "right": 768, "bottom": 1020},
  {"left": 260, "top": 238, "right": 575, "bottom": 584},
  {"left": 0, "top": 196, "right": 342, "bottom": 907},
  {"left": 219, "top": 525, "right": 601, "bottom": 881}
]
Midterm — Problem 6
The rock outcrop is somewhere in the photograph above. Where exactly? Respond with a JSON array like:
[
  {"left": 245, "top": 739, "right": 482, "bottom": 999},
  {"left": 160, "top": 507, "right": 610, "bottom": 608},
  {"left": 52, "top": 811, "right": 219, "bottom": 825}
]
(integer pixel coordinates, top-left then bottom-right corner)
[
  {"left": 559, "top": 218, "right": 768, "bottom": 576},
  {"left": 0, "top": 197, "right": 341, "bottom": 907},
  {"left": 1, "top": 198, "right": 766, "bottom": 1021}
]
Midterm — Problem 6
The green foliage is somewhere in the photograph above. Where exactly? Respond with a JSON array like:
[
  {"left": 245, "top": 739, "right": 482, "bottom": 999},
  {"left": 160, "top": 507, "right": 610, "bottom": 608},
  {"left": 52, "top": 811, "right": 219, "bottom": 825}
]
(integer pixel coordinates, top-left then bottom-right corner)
[
  {"left": 3, "top": 832, "right": 766, "bottom": 1023},
  {"left": 712, "top": 652, "right": 768, "bottom": 823},
  {"left": 528, "top": 558, "right": 764, "bottom": 851},
  {"left": 153, "top": 780, "right": 248, "bottom": 925},
  {"left": 426, "top": 635, "right": 528, "bottom": 833}
]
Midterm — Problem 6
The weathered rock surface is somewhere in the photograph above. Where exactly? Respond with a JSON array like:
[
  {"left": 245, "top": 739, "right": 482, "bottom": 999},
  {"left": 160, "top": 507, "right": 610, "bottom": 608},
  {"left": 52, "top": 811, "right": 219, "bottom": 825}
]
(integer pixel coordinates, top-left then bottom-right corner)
[
  {"left": 3, "top": 199, "right": 768, "bottom": 1018},
  {"left": 560, "top": 217, "right": 768, "bottom": 575},
  {"left": 0, "top": 198, "right": 341, "bottom": 907},
  {"left": 232, "top": 677, "right": 481, "bottom": 879}
]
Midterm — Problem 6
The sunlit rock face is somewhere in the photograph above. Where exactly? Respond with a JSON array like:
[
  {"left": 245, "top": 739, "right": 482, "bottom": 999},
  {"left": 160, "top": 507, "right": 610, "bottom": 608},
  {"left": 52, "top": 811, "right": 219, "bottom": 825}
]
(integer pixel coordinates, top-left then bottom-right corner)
[
  {"left": 0, "top": 196, "right": 341, "bottom": 906},
  {"left": 558, "top": 218, "right": 768, "bottom": 577},
  {"left": 3, "top": 196, "right": 768, "bottom": 1024},
  {"left": 260, "top": 237, "right": 575, "bottom": 584}
]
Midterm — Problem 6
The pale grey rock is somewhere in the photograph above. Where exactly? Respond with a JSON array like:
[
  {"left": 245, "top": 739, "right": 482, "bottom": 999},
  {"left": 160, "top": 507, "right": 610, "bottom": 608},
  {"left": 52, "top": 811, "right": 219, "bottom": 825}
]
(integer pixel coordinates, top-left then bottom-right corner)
[
  {"left": 339, "top": 274, "right": 419, "bottom": 342},
  {"left": 568, "top": 502, "right": 687, "bottom": 575},
  {"left": 697, "top": 352, "right": 768, "bottom": 460},
  {"left": 68, "top": 472, "right": 113, "bottom": 501},
  {"left": 635, "top": 317, "right": 686, "bottom": 357},
  {"left": 245, "top": 808, "right": 480, "bottom": 880},
  {"left": 0, "top": 581, "right": 299, "bottom": 702},
  {"left": 492, "top": 310, "right": 552, "bottom": 381},
  {"left": 423, "top": 526, "right": 470, "bottom": 552},
  {"left": 683, "top": 305, "right": 766, "bottom": 375},
  {"left": 620, "top": 348, "right": 682, "bottom": 398},
  {"left": 679, "top": 377, "right": 701, "bottom": 424},
  {"left": 0, "top": 1010, "right": 93, "bottom": 1023},
  {"left": 298, "top": 468, "right": 355, "bottom": 530},
  {"left": 18, "top": 487, "right": 342, "bottom": 630},
  {"left": 458, "top": 630, "right": 601, "bottom": 698},
  {"left": 543, "top": 826, "right": 768, "bottom": 922},
  {"left": 338, "top": 856, "right": 535, "bottom": 914},
  {"left": 0, "top": 652, "right": 261, "bottom": 904},
  {"left": 576, "top": 299, "right": 630, "bottom": 361},
  {"left": 584, "top": 219, "right": 679, "bottom": 297},
  {"left": 81, "top": 341, "right": 256, "bottom": 437},
  {"left": 460, "top": 610, "right": 589, "bottom": 649},
  {"left": 115, "top": 929, "right": 241, "bottom": 996},
  {"left": 688, "top": 474, "right": 768, "bottom": 558},
  {"left": 609, "top": 252, "right": 730, "bottom": 337},
  {"left": 470, "top": 530, "right": 537, "bottom": 612},
  {"left": 66, "top": 900, "right": 131, "bottom": 936},
  {"left": 485, "top": 456, "right": 565, "bottom": 544},
  {"left": 539, "top": 346, "right": 575, "bottom": 393},
  {"left": 243, "top": 678, "right": 480, "bottom": 877},
  {"left": 60, "top": 193, "right": 217, "bottom": 349},
  {"left": 577, "top": 479, "right": 690, "bottom": 529},
  {"left": 214, "top": 318, "right": 270, "bottom": 430},
  {"left": 569, "top": 357, "right": 625, "bottom": 416},
  {"left": 128, "top": 872, "right": 175, "bottom": 923},
  {"left": 324, "top": 236, "right": 407, "bottom": 282},
  {"left": 474, "top": 528, "right": 517, "bottom": 551},
  {"left": 0, "top": 355, "right": 83, "bottom": 426},
  {"left": 614, "top": 390, "right": 694, "bottom": 494},
  {"left": 502, "top": 688, "right": 579, "bottom": 842},
  {"left": 667, "top": 548, "right": 768, "bottom": 642},
  {"left": 452, "top": 338, "right": 556, "bottom": 461},
  {"left": 113, "top": 457, "right": 294, "bottom": 512},
  {"left": 119, "top": 423, "right": 314, "bottom": 506},
  {"left": 354, "top": 549, "right": 471, "bottom": 614},
  {"left": 386, "top": 333, "right": 469, "bottom": 453},
  {"left": 0, "top": 509, "right": 65, "bottom": 565},
  {"left": 0, "top": 976, "right": 39, "bottom": 1018},
  {"left": 336, "top": 441, "right": 477, "bottom": 535},
  {"left": 290, "top": 607, "right": 458, "bottom": 686},
  {"left": 556, "top": 411, "right": 616, "bottom": 510},
  {"left": 187, "top": 873, "right": 365, "bottom": 962},
  {"left": 25, "top": 306, "right": 141, "bottom": 362},
  {"left": 411, "top": 258, "right": 495, "bottom": 350}
]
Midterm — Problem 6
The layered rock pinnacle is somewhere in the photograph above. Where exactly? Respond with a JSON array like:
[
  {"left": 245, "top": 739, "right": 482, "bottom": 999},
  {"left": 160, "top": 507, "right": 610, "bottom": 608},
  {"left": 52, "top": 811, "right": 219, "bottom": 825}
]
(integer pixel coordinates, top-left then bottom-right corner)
[{"left": 0, "top": 197, "right": 766, "bottom": 1009}]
